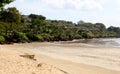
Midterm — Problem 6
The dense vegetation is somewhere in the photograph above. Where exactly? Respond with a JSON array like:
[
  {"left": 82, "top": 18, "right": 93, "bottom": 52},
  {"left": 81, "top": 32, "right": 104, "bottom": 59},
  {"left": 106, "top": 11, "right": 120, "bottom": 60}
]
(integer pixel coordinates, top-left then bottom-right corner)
[{"left": 0, "top": 0, "right": 120, "bottom": 44}]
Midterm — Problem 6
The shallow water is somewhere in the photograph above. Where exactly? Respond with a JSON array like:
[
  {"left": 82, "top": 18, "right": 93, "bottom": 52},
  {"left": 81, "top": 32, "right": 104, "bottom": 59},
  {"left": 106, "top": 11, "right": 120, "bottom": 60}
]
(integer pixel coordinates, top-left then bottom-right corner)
[{"left": 61, "top": 38, "right": 120, "bottom": 47}]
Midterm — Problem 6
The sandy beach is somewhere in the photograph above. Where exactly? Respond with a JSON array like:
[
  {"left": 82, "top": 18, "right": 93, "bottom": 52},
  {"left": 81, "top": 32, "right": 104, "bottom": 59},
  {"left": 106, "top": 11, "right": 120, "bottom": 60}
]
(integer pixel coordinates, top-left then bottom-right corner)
[{"left": 0, "top": 42, "right": 120, "bottom": 74}]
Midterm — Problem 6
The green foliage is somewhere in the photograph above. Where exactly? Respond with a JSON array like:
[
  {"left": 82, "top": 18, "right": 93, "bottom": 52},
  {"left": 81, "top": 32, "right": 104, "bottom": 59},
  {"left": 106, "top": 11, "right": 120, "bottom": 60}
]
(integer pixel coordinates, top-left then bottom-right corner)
[
  {"left": 76, "top": 21, "right": 110, "bottom": 38},
  {"left": 0, "top": 35, "right": 5, "bottom": 43},
  {"left": 107, "top": 26, "right": 120, "bottom": 36},
  {"left": 0, "top": 22, "right": 7, "bottom": 34},
  {"left": 26, "top": 33, "right": 44, "bottom": 41},
  {"left": 74, "top": 34, "right": 82, "bottom": 39},
  {"left": 29, "top": 14, "right": 46, "bottom": 20},
  {"left": 66, "top": 29, "right": 74, "bottom": 38},
  {"left": 35, "top": 34, "right": 44, "bottom": 41},
  {"left": 0, "top": 0, "right": 14, "bottom": 11},
  {"left": 27, "top": 14, "right": 46, "bottom": 35},
  {"left": 94, "top": 23, "right": 106, "bottom": 31},
  {"left": 26, "top": 33, "right": 35, "bottom": 41},
  {"left": 12, "top": 31, "right": 28, "bottom": 42},
  {"left": 0, "top": 22, "right": 13, "bottom": 35},
  {"left": 0, "top": 8, "right": 120, "bottom": 43},
  {"left": 0, "top": 7, "right": 22, "bottom": 36},
  {"left": 77, "top": 29, "right": 93, "bottom": 38},
  {"left": 0, "top": 7, "right": 21, "bottom": 23},
  {"left": 40, "top": 33, "right": 50, "bottom": 39}
]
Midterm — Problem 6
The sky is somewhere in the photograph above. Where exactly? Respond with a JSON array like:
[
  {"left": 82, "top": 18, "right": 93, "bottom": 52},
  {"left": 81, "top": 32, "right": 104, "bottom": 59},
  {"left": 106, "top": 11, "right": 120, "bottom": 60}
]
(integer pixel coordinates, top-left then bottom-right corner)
[{"left": 6, "top": 0, "right": 120, "bottom": 27}]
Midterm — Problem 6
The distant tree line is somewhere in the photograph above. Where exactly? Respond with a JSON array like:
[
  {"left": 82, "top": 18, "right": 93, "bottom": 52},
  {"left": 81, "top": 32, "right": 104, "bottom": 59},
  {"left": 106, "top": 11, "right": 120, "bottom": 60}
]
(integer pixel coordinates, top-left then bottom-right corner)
[{"left": 0, "top": 0, "right": 120, "bottom": 44}]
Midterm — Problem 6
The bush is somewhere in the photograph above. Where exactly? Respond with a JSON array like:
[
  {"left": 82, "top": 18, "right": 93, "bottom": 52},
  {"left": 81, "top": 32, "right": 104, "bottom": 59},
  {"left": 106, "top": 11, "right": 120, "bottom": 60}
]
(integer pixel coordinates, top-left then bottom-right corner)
[
  {"left": 26, "top": 33, "right": 34, "bottom": 41},
  {"left": 40, "top": 33, "right": 51, "bottom": 40},
  {"left": 26, "top": 33, "right": 44, "bottom": 41},
  {"left": 0, "top": 35, "right": 5, "bottom": 43},
  {"left": 74, "top": 34, "right": 82, "bottom": 39},
  {"left": 35, "top": 34, "right": 44, "bottom": 41},
  {"left": 4, "top": 34, "right": 13, "bottom": 42},
  {"left": 13, "top": 31, "right": 28, "bottom": 42}
]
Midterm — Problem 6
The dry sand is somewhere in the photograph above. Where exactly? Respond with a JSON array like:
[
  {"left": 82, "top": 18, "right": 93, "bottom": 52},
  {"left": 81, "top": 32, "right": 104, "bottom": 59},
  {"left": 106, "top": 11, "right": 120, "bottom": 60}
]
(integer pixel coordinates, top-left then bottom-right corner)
[
  {"left": 0, "top": 42, "right": 120, "bottom": 74},
  {"left": 0, "top": 44, "right": 66, "bottom": 74}
]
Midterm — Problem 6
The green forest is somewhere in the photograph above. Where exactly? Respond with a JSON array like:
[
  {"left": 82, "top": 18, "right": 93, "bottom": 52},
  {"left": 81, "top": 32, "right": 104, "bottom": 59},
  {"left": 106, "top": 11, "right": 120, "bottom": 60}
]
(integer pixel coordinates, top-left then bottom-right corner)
[{"left": 0, "top": 0, "right": 120, "bottom": 44}]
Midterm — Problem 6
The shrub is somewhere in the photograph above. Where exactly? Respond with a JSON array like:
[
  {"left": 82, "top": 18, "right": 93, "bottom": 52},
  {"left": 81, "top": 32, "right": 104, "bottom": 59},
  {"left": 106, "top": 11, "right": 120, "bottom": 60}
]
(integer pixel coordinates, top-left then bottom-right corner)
[
  {"left": 13, "top": 31, "right": 28, "bottom": 42},
  {"left": 26, "top": 33, "right": 34, "bottom": 41},
  {"left": 0, "top": 35, "right": 5, "bottom": 43},
  {"left": 35, "top": 34, "right": 44, "bottom": 41},
  {"left": 74, "top": 34, "right": 82, "bottom": 39},
  {"left": 26, "top": 33, "right": 44, "bottom": 41},
  {"left": 40, "top": 33, "right": 51, "bottom": 40},
  {"left": 4, "top": 34, "right": 13, "bottom": 42}
]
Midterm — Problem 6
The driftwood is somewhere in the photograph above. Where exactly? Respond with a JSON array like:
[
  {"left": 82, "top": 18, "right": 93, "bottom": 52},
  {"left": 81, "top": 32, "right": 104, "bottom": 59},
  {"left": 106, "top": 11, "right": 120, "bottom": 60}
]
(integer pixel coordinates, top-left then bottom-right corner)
[{"left": 20, "top": 54, "right": 36, "bottom": 61}]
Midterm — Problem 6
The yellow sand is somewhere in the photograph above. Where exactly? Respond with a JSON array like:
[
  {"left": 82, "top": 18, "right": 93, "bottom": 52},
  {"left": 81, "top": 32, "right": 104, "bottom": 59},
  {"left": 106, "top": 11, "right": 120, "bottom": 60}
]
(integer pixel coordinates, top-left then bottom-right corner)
[
  {"left": 0, "top": 42, "right": 120, "bottom": 74},
  {"left": 0, "top": 45, "right": 66, "bottom": 74}
]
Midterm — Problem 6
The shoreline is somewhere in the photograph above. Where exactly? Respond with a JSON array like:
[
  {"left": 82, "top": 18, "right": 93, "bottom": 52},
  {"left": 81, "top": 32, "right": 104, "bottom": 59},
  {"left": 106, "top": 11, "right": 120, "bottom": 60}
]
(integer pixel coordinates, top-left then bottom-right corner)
[
  {"left": 0, "top": 42, "right": 120, "bottom": 74},
  {"left": 1, "top": 37, "right": 120, "bottom": 48}
]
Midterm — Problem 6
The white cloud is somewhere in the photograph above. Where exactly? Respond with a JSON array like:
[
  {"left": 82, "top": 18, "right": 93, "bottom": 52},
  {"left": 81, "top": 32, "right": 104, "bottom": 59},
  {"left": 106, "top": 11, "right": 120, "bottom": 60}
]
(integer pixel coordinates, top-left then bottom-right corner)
[
  {"left": 17, "top": 0, "right": 24, "bottom": 2},
  {"left": 116, "top": 0, "right": 120, "bottom": 8},
  {"left": 117, "top": 0, "right": 120, "bottom": 4},
  {"left": 7, "top": 0, "right": 104, "bottom": 12},
  {"left": 5, "top": 0, "right": 120, "bottom": 27},
  {"left": 80, "top": 0, "right": 102, "bottom": 10},
  {"left": 42, "top": 0, "right": 65, "bottom": 9},
  {"left": 42, "top": 0, "right": 103, "bottom": 10}
]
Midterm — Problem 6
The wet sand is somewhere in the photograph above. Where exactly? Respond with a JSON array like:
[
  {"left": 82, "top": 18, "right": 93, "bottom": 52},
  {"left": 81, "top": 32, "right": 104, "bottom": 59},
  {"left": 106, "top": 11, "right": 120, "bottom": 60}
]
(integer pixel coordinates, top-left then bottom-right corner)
[{"left": 0, "top": 42, "right": 120, "bottom": 74}]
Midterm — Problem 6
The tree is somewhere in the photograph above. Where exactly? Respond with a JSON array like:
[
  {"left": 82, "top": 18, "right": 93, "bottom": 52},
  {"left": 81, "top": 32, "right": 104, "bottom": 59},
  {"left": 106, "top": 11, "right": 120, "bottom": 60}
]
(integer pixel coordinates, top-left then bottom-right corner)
[
  {"left": 29, "top": 14, "right": 46, "bottom": 20},
  {"left": 31, "top": 19, "right": 45, "bottom": 34},
  {"left": 77, "top": 29, "right": 94, "bottom": 38},
  {"left": 28, "top": 14, "right": 46, "bottom": 34},
  {"left": 0, "top": 22, "right": 9, "bottom": 35},
  {"left": 94, "top": 23, "right": 106, "bottom": 31},
  {"left": 107, "top": 26, "right": 120, "bottom": 36},
  {"left": 0, "top": 0, "right": 14, "bottom": 11},
  {"left": 0, "top": 7, "right": 21, "bottom": 23},
  {"left": 77, "top": 20, "right": 85, "bottom": 25},
  {"left": 0, "top": 7, "right": 21, "bottom": 35}
]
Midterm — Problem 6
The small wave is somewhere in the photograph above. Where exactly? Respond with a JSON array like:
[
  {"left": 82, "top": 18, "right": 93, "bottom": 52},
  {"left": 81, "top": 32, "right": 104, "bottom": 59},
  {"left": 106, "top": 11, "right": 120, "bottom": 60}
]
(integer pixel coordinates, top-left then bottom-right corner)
[{"left": 68, "top": 38, "right": 120, "bottom": 47}]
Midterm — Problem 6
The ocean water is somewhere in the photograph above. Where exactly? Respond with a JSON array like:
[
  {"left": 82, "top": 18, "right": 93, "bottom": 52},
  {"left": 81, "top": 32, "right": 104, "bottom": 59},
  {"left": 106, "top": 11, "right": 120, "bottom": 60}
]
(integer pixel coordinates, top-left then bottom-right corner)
[{"left": 62, "top": 38, "right": 120, "bottom": 47}]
